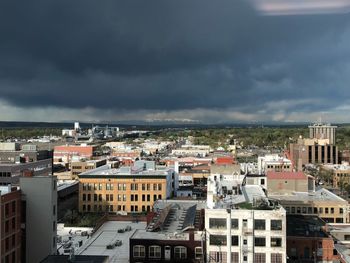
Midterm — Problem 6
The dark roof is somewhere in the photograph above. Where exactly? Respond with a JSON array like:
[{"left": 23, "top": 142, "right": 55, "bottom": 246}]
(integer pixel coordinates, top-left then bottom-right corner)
[{"left": 41, "top": 255, "right": 109, "bottom": 263}]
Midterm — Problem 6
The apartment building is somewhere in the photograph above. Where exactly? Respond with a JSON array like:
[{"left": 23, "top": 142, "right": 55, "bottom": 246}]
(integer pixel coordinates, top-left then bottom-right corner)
[
  {"left": 78, "top": 161, "right": 178, "bottom": 214},
  {"left": 0, "top": 186, "right": 21, "bottom": 263}
]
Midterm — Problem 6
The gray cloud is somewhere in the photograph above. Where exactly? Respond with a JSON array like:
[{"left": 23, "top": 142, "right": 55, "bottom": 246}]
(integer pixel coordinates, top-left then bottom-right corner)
[{"left": 0, "top": 0, "right": 350, "bottom": 122}]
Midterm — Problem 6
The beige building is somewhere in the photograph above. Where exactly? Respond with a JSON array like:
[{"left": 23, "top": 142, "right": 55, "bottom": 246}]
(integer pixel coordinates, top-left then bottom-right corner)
[
  {"left": 290, "top": 137, "right": 338, "bottom": 171},
  {"left": 322, "top": 164, "right": 350, "bottom": 188},
  {"left": 70, "top": 159, "right": 107, "bottom": 179},
  {"left": 78, "top": 162, "right": 177, "bottom": 214},
  {"left": 270, "top": 188, "right": 349, "bottom": 223},
  {"left": 266, "top": 171, "right": 313, "bottom": 195}
]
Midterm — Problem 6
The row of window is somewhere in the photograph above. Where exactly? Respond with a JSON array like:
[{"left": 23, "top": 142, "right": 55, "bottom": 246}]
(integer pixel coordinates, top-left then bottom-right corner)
[
  {"left": 285, "top": 206, "right": 343, "bottom": 215},
  {"left": 0, "top": 172, "right": 11, "bottom": 177},
  {"left": 209, "top": 235, "right": 282, "bottom": 247},
  {"left": 82, "top": 193, "right": 162, "bottom": 202},
  {"left": 209, "top": 218, "right": 282, "bottom": 231},
  {"left": 209, "top": 252, "right": 282, "bottom": 263},
  {"left": 82, "top": 183, "right": 163, "bottom": 191},
  {"left": 82, "top": 204, "right": 152, "bottom": 212},
  {"left": 133, "top": 245, "right": 190, "bottom": 259}
]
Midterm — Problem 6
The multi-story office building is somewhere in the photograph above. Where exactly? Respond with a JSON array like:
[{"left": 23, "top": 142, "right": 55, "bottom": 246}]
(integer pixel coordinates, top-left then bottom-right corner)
[
  {"left": 20, "top": 175, "right": 57, "bottom": 263},
  {"left": 0, "top": 142, "right": 52, "bottom": 163},
  {"left": 290, "top": 137, "right": 338, "bottom": 171},
  {"left": 309, "top": 123, "right": 337, "bottom": 145},
  {"left": 78, "top": 161, "right": 178, "bottom": 214},
  {"left": 0, "top": 185, "right": 21, "bottom": 263}
]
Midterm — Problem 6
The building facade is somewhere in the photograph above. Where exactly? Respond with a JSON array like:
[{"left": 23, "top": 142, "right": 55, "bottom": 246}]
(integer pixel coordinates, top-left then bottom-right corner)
[
  {"left": 0, "top": 186, "right": 21, "bottom": 263},
  {"left": 78, "top": 163, "right": 177, "bottom": 214},
  {"left": 205, "top": 208, "right": 287, "bottom": 263}
]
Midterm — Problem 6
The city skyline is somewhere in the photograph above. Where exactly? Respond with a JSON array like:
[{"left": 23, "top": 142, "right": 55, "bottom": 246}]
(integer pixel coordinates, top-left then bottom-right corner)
[{"left": 1, "top": 1, "right": 350, "bottom": 124}]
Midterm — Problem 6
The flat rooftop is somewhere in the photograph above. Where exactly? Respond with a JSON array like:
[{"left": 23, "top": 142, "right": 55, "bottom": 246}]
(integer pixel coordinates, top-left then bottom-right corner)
[
  {"left": 131, "top": 229, "right": 203, "bottom": 241},
  {"left": 270, "top": 187, "right": 347, "bottom": 203},
  {"left": 77, "top": 221, "right": 146, "bottom": 263},
  {"left": 79, "top": 164, "right": 169, "bottom": 178}
]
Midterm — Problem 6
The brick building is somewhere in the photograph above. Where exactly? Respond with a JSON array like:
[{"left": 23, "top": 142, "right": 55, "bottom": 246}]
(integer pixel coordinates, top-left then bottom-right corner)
[{"left": 0, "top": 186, "right": 21, "bottom": 263}]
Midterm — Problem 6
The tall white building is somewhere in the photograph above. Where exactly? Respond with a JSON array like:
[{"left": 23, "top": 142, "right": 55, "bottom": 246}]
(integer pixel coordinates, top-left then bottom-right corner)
[
  {"left": 205, "top": 173, "right": 287, "bottom": 263},
  {"left": 205, "top": 208, "right": 286, "bottom": 263}
]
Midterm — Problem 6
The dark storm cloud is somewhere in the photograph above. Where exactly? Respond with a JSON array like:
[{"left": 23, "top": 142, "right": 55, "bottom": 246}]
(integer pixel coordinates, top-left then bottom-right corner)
[{"left": 0, "top": 0, "right": 350, "bottom": 118}]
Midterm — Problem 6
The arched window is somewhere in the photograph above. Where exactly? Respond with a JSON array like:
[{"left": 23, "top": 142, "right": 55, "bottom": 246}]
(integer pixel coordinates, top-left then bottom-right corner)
[
  {"left": 133, "top": 245, "right": 145, "bottom": 258},
  {"left": 149, "top": 245, "right": 161, "bottom": 259},
  {"left": 174, "top": 246, "right": 187, "bottom": 259}
]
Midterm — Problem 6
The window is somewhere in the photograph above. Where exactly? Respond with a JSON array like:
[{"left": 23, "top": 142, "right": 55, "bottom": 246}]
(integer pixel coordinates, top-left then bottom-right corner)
[
  {"left": 135, "top": 195, "right": 138, "bottom": 201},
  {"left": 147, "top": 195, "right": 150, "bottom": 201},
  {"left": 98, "top": 183, "right": 102, "bottom": 190},
  {"left": 98, "top": 194, "right": 102, "bottom": 201},
  {"left": 123, "top": 184, "right": 126, "bottom": 190},
  {"left": 271, "top": 253, "right": 283, "bottom": 263},
  {"left": 291, "top": 207, "right": 295, "bottom": 213},
  {"left": 296, "top": 207, "right": 301, "bottom": 213},
  {"left": 118, "top": 195, "right": 122, "bottom": 201},
  {"left": 142, "top": 184, "right": 146, "bottom": 191},
  {"left": 158, "top": 194, "right": 162, "bottom": 199},
  {"left": 195, "top": 247, "right": 203, "bottom": 260},
  {"left": 131, "top": 195, "right": 134, "bottom": 202},
  {"left": 153, "top": 194, "right": 157, "bottom": 201},
  {"left": 271, "top": 237, "right": 282, "bottom": 247},
  {"left": 5, "top": 220, "right": 9, "bottom": 233},
  {"left": 131, "top": 183, "right": 138, "bottom": 191},
  {"left": 308, "top": 207, "right": 312, "bottom": 214},
  {"left": 53, "top": 205, "right": 56, "bottom": 216},
  {"left": 340, "top": 208, "right": 344, "bottom": 214},
  {"left": 118, "top": 184, "right": 122, "bottom": 191},
  {"left": 231, "top": 252, "right": 239, "bottom": 263},
  {"left": 271, "top": 220, "right": 282, "bottom": 230},
  {"left": 325, "top": 208, "right": 329, "bottom": 214},
  {"left": 94, "top": 183, "right": 98, "bottom": 190},
  {"left": 133, "top": 245, "right": 145, "bottom": 258},
  {"left": 209, "top": 218, "right": 226, "bottom": 229},
  {"left": 319, "top": 207, "right": 323, "bottom": 214},
  {"left": 345, "top": 235, "right": 350, "bottom": 241},
  {"left": 254, "top": 219, "right": 265, "bottom": 230},
  {"left": 53, "top": 221, "right": 56, "bottom": 231},
  {"left": 231, "top": 219, "right": 239, "bottom": 229},
  {"left": 153, "top": 184, "right": 157, "bottom": 191},
  {"left": 147, "top": 184, "right": 150, "bottom": 190},
  {"left": 174, "top": 246, "right": 187, "bottom": 259},
  {"left": 254, "top": 253, "right": 266, "bottom": 263},
  {"left": 243, "top": 256, "right": 248, "bottom": 261},
  {"left": 110, "top": 194, "right": 113, "bottom": 201},
  {"left": 149, "top": 245, "right": 161, "bottom": 259},
  {"left": 12, "top": 201, "right": 16, "bottom": 213},
  {"left": 123, "top": 195, "right": 126, "bottom": 201},
  {"left": 87, "top": 194, "right": 91, "bottom": 201},
  {"left": 232, "top": 236, "right": 239, "bottom": 246},
  {"left": 209, "top": 235, "right": 227, "bottom": 245},
  {"left": 142, "top": 195, "right": 145, "bottom": 201},
  {"left": 243, "top": 239, "right": 247, "bottom": 245},
  {"left": 302, "top": 207, "right": 307, "bottom": 213},
  {"left": 158, "top": 184, "right": 162, "bottom": 191},
  {"left": 331, "top": 207, "right": 334, "bottom": 214},
  {"left": 254, "top": 237, "right": 266, "bottom": 247},
  {"left": 83, "top": 194, "right": 86, "bottom": 201},
  {"left": 12, "top": 218, "right": 15, "bottom": 230}
]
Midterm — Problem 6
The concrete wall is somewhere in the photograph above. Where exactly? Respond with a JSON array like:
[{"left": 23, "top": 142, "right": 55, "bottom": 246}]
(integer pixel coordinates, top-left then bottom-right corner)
[
  {"left": 267, "top": 178, "right": 308, "bottom": 194},
  {"left": 20, "top": 176, "right": 57, "bottom": 263}
]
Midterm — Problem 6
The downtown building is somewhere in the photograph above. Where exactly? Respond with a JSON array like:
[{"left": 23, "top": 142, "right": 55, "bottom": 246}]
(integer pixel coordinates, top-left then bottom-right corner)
[
  {"left": 78, "top": 160, "right": 178, "bottom": 214},
  {"left": 205, "top": 170, "right": 287, "bottom": 263}
]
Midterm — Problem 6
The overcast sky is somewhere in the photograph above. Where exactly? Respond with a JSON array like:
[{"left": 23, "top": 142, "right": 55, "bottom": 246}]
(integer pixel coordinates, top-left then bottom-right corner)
[{"left": 1, "top": 0, "right": 350, "bottom": 124}]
